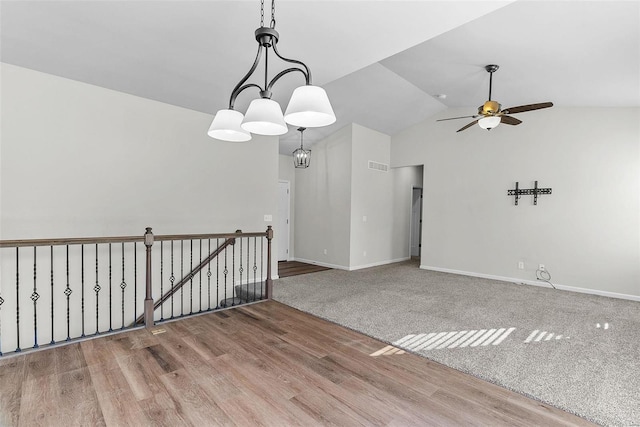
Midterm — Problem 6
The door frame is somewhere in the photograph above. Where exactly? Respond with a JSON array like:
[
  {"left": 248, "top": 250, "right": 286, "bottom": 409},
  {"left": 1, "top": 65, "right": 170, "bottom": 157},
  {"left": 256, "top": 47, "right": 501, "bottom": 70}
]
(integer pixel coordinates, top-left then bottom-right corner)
[
  {"left": 278, "top": 180, "right": 291, "bottom": 261},
  {"left": 410, "top": 186, "right": 423, "bottom": 258}
]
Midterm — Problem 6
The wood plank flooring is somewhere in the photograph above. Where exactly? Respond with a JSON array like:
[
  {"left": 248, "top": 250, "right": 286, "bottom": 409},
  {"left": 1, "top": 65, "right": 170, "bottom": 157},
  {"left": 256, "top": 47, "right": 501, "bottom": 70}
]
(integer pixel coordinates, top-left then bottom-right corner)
[
  {"left": 0, "top": 301, "right": 595, "bottom": 426},
  {"left": 278, "top": 261, "right": 331, "bottom": 278}
]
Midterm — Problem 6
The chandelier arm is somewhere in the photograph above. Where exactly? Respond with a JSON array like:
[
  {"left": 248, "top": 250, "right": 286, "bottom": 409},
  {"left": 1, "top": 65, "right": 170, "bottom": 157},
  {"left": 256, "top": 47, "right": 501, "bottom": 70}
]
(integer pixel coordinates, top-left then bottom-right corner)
[
  {"left": 229, "top": 83, "right": 264, "bottom": 109},
  {"left": 267, "top": 68, "right": 308, "bottom": 92},
  {"left": 228, "top": 45, "right": 265, "bottom": 109},
  {"left": 271, "top": 43, "right": 311, "bottom": 84}
]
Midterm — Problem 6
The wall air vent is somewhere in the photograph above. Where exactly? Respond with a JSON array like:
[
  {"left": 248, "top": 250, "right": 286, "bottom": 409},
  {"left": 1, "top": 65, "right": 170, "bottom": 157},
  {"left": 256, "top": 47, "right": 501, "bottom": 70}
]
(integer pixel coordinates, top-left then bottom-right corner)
[{"left": 368, "top": 160, "right": 389, "bottom": 172}]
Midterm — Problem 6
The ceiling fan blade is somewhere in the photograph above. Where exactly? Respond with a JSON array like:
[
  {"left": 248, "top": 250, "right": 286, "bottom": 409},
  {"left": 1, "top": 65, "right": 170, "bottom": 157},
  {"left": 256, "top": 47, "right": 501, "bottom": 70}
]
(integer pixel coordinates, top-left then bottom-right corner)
[
  {"left": 457, "top": 120, "right": 478, "bottom": 132},
  {"left": 437, "top": 115, "right": 478, "bottom": 122},
  {"left": 502, "top": 102, "right": 553, "bottom": 115},
  {"left": 500, "top": 115, "right": 522, "bottom": 125}
]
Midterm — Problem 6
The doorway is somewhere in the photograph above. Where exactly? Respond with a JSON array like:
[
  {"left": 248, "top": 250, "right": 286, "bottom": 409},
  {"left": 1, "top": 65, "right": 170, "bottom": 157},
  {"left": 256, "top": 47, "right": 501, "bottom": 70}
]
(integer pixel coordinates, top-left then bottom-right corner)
[
  {"left": 411, "top": 187, "right": 423, "bottom": 258},
  {"left": 277, "top": 181, "right": 290, "bottom": 261}
]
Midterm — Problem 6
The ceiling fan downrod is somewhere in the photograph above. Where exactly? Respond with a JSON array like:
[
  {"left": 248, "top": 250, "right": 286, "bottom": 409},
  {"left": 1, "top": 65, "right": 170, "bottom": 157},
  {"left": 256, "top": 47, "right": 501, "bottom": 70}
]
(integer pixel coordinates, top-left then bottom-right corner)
[
  {"left": 486, "top": 64, "right": 499, "bottom": 101},
  {"left": 482, "top": 64, "right": 501, "bottom": 115}
]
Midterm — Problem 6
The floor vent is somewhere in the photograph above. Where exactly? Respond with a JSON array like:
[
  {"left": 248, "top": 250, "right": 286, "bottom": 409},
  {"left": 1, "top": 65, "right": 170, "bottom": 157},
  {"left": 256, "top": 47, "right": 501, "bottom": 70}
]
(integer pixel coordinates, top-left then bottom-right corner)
[{"left": 368, "top": 160, "right": 389, "bottom": 172}]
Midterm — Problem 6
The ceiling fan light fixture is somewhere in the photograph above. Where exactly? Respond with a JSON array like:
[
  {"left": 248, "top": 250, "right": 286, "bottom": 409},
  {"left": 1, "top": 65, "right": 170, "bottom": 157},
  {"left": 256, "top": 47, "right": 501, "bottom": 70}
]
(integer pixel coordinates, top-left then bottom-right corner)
[
  {"left": 284, "top": 85, "right": 336, "bottom": 127},
  {"left": 241, "top": 98, "right": 288, "bottom": 136},
  {"left": 208, "top": 109, "right": 252, "bottom": 142},
  {"left": 478, "top": 116, "right": 501, "bottom": 130}
]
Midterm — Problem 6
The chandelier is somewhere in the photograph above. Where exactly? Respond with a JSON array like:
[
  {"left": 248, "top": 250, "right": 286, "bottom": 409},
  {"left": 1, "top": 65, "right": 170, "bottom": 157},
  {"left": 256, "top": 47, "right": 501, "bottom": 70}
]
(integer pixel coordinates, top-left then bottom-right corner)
[
  {"left": 293, "top": 127, "right": 311, "bottom": 168},
  {"left": 208, "top": 0, "right": 336, "bottom": 142}
]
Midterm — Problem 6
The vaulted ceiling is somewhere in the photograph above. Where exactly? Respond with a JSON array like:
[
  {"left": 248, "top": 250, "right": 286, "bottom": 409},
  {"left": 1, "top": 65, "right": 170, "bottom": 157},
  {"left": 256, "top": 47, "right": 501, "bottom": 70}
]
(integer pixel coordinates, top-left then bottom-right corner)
[{"left": 2, "top": 1, "right": 638, "bottom": 154}]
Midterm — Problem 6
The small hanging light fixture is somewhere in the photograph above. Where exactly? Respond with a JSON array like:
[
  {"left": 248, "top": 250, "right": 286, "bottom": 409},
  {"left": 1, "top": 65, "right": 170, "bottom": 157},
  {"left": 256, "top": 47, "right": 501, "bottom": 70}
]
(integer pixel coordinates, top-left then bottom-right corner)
[
  {"left": 292, "top": 127, "right": 311, "bottom": 168},
  {"left": 208, "top": 0, "right": 336, "bottom": 142}
]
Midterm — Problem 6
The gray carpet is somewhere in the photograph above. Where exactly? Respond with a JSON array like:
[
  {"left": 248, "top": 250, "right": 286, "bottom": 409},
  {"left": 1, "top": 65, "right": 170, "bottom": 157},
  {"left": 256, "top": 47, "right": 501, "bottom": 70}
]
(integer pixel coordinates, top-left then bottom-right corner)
[{"left": 273, "top": 260, "right": 640, "bottom": 426}]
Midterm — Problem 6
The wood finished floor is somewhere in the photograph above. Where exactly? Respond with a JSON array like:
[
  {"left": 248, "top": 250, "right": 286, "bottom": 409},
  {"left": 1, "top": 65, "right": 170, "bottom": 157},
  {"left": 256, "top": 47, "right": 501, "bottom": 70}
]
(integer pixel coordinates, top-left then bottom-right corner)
[
  {"left": 0, "top": 301, "right": 595, "bottom": 427},
  {"left": 278, "top": 261, "right": 331, "bottom": 278}
]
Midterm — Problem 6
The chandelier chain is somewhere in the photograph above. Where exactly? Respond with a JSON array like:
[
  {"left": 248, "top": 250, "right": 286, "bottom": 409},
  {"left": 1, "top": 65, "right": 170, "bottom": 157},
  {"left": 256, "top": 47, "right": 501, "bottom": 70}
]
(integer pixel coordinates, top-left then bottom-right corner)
[
  {"left": 270, "top": 0, "right": 276, "bottom": 28},
  {"left": 260, "top": 0, "right": 264, "bottom": 27}
]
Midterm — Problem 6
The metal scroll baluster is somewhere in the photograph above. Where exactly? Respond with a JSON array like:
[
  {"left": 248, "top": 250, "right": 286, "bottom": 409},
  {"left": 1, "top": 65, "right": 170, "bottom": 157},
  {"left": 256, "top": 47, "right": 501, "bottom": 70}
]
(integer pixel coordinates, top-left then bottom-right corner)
[
  {"left": 232, "top": 240, "right": 236, "bottom": 306},
  {"left": 223, "top": 245, "right": 228, "bottom": 306},
  {"left": 64, "top": 245, "right": 72, "bottom": 341},
  {"left": 189, "top": 240, "right": 193, "bottom": 315},
  {"left": 134, "top": 242, "right": 137, "bottom": 324},
  {"left": 50, "top": 246, "right": 55, "bottom": 344},
  {"left": 31, "top": 246, "right": 40, "bottom": 348},
  {"left": 120, "top": 242, "right": 127, "bottom": 330},
  {"left": 94, "top": 244, "right": 101, "bottom": 335},
  {"left": 238, "top": 238, "right": 243, "bottom": 305},
  {"left": 260, "top": 236, "right": 264, "bottom": 298},
  {"left": 266, "top": 226, "right": 273, "bottom": 299},
  {"left": 247, "top": 237, "right": 250, "bottom": 301},
  {"left": 207, "top": 239, "right": 212, "bottom": 311},
  {"left": 247, "top": 237, "right": 251, "bottom": 302},
  {"left": 0, "top": 289, "right": 4, "bottom": 355},
  {"left": 170, "top": 241, "right": 175, "bottom": 319},
  {"left": 253, "top": 237, "right": 258, "bottom": 300},
  {"left": 199, "top": 239, "right": 203, "bottom": 312},
  {"left": 15, "top": 248, "right": 21, "bottom": 352},
  {"left": 180, "top": 240, "right": 184, "bottom": 317},
  {"left": 160, "top": 241, "right": 164, "bottom": 320},
  {"left": 108, "top": 243, "right": 112, "bottom": 332},
  {"left": 81, "top": 245, "right": 85, "bottom": 337},
  {"left": 216, "top": 239, "right": 220, "bottom": 309}
]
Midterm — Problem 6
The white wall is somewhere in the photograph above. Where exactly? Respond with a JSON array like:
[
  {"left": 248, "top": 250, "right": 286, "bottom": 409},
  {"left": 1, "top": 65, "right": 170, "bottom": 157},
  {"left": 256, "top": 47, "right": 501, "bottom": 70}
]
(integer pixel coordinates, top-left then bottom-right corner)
[
  {"left": 294, "top": 123, "right": 418, "bottom": 270},
  {"left": 294, "top": 124, "right": 353, "bottom": 268},
  {"left": 1, "top": 64, "right": 279, "bottom": 239},
  {"left": 392, "top": 107, "right": 640, "bottom": 299}
]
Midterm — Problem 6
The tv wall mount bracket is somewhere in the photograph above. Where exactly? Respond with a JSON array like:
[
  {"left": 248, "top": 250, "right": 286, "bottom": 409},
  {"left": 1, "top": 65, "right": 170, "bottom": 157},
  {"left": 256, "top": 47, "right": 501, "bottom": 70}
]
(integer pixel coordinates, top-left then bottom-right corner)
[{"left": 508, "top": 181, "right": 552, "bottom": 206}]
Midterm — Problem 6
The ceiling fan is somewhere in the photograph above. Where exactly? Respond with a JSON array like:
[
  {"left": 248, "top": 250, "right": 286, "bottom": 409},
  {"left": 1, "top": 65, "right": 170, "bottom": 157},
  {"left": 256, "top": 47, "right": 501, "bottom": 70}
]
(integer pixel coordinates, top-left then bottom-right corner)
[{"left": 437, "top": 65, "right": 553, "bottom": 132}]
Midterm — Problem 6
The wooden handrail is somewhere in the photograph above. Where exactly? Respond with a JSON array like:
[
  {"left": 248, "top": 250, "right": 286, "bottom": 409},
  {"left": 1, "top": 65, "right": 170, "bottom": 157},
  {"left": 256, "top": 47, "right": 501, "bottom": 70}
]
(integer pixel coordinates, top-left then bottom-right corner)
[
  {"left": 0, "top": 231, "right": 268, "bottom": 248},
  {"left": 0, "top": 235, "right": 145, "bottom": 248},
  {"left": 133, "top": 231, "right": 241, "bottom": 325}
]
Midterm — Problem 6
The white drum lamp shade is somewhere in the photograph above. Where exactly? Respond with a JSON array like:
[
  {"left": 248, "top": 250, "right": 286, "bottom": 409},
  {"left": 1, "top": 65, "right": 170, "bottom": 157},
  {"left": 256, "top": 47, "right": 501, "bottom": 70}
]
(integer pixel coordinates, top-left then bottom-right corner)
[
  {"left": 284, "top": 85, "right": 336, "bottom": 127},
  {"left": 241, "top": 98, "right": 288, "bottom": 136},
  {"left": 478, "top": 116, "right": 501, "bottom": 130},
  {"left": 208, "top": 109, "right": 252, "bottom": 142}
]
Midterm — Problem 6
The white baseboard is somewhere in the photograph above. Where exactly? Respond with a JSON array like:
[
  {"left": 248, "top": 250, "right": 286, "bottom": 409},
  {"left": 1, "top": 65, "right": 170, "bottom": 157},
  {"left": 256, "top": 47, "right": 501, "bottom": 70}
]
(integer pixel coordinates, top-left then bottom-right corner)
[
  {"left": 292, "top": 258, "right": 350, "bottom": 271},
  {"left": 292, "top": 257, "right": 412, "bottom": 272},
  {"left": 420, "top": 265, "right": 640, "bottom": 302},
  {"left": 349, "top": 257, "right": 411, "bottom": 271}
]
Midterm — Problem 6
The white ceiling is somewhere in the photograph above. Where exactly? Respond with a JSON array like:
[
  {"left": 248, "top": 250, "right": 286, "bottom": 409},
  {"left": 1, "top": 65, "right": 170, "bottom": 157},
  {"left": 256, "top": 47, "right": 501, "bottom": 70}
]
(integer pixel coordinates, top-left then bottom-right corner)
[{"left": 2, "top": 1, "right": 639, "bottom": 154}]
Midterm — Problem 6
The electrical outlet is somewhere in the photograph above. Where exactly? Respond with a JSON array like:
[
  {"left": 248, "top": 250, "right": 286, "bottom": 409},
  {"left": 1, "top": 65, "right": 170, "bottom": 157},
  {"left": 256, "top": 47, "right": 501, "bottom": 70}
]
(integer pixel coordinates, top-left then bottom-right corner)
[
  {"left": 539, "top": 264, "right": 545, "bottom": 271},
  {"left": 323, "top": 249, "right": 327, "bottom": 255},
  {"left": 363, "top": 251, "right": 367, "bottom": 257},
  {"left": 518, "top": 261, "right": 524, "bottom": 270}
]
